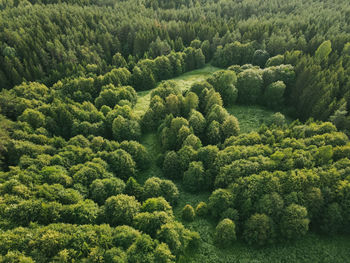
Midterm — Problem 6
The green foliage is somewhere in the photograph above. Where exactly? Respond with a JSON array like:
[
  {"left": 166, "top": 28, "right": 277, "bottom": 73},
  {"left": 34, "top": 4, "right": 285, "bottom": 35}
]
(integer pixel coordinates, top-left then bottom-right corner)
[
  {"left": 243, "top": 213, "right": 275, "bottom": 246},
  {"left": 143, "top": 177, "right": 179, "bottom": 205},
  {"left": 104, "top": 194, "right": 141, "bottom": 226},
  {"left": 112, "top": 115, "right": 141, "bottom": 141},
  {"left": 195, "top": 202, "right": 208, "bottom": 217},
  {"left": 315, "top": 40, "right": 332, "bottom": 62},
  {"left": 212, "top": 42, "right": 254, "bottom": 68},
  {"left": 157, "top": 221, "right": 199, "bottom": 256},
  {"left": 214, "top": 218, "right": 236, "bottom": 248},
  {"left": 237, "top": 69, "right": 263, "bottom": 104},
  {"left": 208, "top": 189, "right": 234, "bottom": 219},
  {"left": 182, "top": 204, "right": 195, "bottom": 221},
  {"left": 90, "top": 177, "right": 126, "bottom": 205},
  {"left": 281, "top": 204, "right": 310, "bottom": 240},
  {"left": 253, "top": 50, "right": 270, "bottom": 68},
  {"left": 100, "top": 149, "right": 136, "bottom": 180},
  {"left": 183, "top": 161, "right": 207, "bottom": 192},
  {"left": 263, "top": 81, "right": 286, "bottom": 110},
  {"left": 207, "top": 70, "right": 238, "bottom": 106},
  {"left": 265, "top": 55, "right": 284, "bottom": 67},
  {"left": 221, "top": 115, "right": 240, "bottom": 138}
]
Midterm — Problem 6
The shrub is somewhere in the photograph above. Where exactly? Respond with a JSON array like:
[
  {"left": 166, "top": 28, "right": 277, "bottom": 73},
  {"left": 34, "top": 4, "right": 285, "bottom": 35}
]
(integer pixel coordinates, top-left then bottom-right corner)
[
  {"left": 195, "top": 202, "right": 208, "bottom": 217},
  {"left": 243, "top": 213, "right": 275, "bottom": 246},
  {"left": 182, "top": 204, "right": 195, "bottom": 222},
  {"left": 214, "top": 218, "right": 236, "bottom": 248}
]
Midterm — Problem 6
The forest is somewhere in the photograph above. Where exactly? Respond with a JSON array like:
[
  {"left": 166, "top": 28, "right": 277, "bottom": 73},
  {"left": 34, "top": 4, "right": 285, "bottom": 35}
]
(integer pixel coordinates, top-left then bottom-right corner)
[{"left": 0, "top": 0, "right": 350, "bottom": 262}]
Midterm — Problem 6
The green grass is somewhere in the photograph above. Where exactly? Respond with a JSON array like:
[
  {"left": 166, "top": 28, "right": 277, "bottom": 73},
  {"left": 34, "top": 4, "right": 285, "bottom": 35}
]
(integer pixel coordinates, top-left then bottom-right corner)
[
  {"left": 227, "top": 105, "right": 291, "bottom": 133},
  {"left": 134, "top": 65, "right": 220, "bottom": 117},
  {"left": 180, "top": 231, "right": 350, "bottom": 263},
  {"left": 137, "top": 132, "right": 164, "bottom": 184}
]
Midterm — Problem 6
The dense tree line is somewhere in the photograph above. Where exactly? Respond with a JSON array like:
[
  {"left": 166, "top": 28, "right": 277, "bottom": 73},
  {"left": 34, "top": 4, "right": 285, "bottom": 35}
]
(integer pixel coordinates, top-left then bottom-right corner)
[{"left": 2, "top": 0, "right": 350, "bottom": 130}]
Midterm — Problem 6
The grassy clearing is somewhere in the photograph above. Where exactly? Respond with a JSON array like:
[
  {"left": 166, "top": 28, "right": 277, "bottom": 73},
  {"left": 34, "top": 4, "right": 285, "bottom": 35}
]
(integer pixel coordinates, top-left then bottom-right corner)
[
  {"left": 180, "top": 231, "right": 350, "bottom": 263},
  {"left": 134, "top": 65, "right": 220, "bottom": 117},
  {"left": 137, "top": 132, "right": 164, "bottom": 184},
  {"left": 227, "top": 104, "right": 291, "bottom": 133}
]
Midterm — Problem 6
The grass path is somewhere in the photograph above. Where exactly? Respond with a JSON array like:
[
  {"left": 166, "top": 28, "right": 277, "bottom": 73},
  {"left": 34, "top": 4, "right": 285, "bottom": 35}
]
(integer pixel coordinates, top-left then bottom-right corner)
[
  {"left": 134, "top": 65, "right": 220, "bottom": 117},
  {"left": 138, "top": 133, "right": 164, "bottom": 184}
]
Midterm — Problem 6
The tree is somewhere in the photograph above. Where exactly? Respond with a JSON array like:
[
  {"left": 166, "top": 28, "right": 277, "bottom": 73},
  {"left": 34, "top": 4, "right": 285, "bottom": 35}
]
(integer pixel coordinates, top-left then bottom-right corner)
[
  {"left": 281, "top": 204, "right": 309, "bottom": 240},
  {"left": 195, "top": 202, "right": 208, "bottom": 217},
  {"left": 165, "top": 94, "right": 181, "bottom": 116},
  {"left": 256, "top": 192, "right": 284, "bottom": 220},
  {"left": 214, "top": 218, "right": 236, "bottom": 248},
  {"left": 207, "top": 70, "right": 238, "bottom": 106},
  {"left": 265, "top": 55, "right": 284, "bottom": 67},
  {"left": 101, "top": 149, "right": 136, "bottom": 180},
  {"left": 154, "top": 243, "right": 176, "bottom": 263},
  {"left": 112, "top": 52, "right": 127, "bottom": 68},
  {"left": 104, "top": 247, "right": 127, "bottom": 263},
  {"left": 206, "top": 120, "right": 221, "bottom": 145},
  {"left": 271, "top": 112, "right": 286, "bottom": 127},
  {"left": 18, "top": 109, "right": 45, "bottom": 129},
  {"left": 263, "top": 81, "right": 286, "bottom": 109},
  {"left": 112, "top": 115, "right": 141, "bottom": 141},
  {"left": 197, "top": 145, "right": 219, "bottom": 170},
  {"left": 149, "top": 37, "right": 171, "bottom": 58},
  {"left": 194, "top": 48, "right": 205, "bottom": 68},
  {"left": 190, "top": 81, "right": 213, "bottom": 97},
  {"left": 315, "top": 40, "right": 332, "bottom": 62},
  {"left": 112, "top": 225, "right": 141, "bottom": 249},
  {"left": 95, "top": 86, "right": 120, "bottom": 109},
  {"left": 143, "top": 177, "right": 179, "bottom": 205},
  {"left": 330, "top": 102, "right": 348, "bottom": 130},
  {"left": 131, "top": 66, "right": 156, "bottom": 91},
  {"left": 190, "top": 39, "right": 201, "bottom": 49},
  {"left": 201, "top": 40, "right": 211, "bottom": 62},
  {"left": 252, "top": 50, "right": 270, "bottom": 68},
  {"left": 182, "top": 204, "right": 195, "bottom": 221},
  {"left": 104, "top": 194, "right": 141, "bottom": 226},
  {"left": 90, "top": 177, "right": 126, "bottom": 205},
  {"left": 182, "top": 134, "right": 202, "bottom": 150},
  {"left": 321, "top": 202, "right": 343, "bottom": 235},
  {"left": 126, "top": 234, "right": 158, "bottom": 263},
  {"left": 163, "top": 151, "right": 182, "bottom": 179},
  {"left": 203, "top": 89, "right": 223, "bottom": 114},
  {"left": 237, "top": 69, "right": 263, "bottom": 104},
  {"left": 141, "top": 197, "right": 173, "bottom": 215},
  {"left": 154, "top": 56, "right": 172, "bottom": 80},
  {"left": 62, "top": 200, "right": 99, "bottom": 224},
  {"left": 221, "top": 116, "right": 240, "bottom": 138},
  {"left": 243, "top": 213, "right": 275, "bottom": 246},
  {"left": 125, "top": 177, "right": 144, "bottom": 200},
  {"left": 120, "top": 141, "right": 150, "bottom": 170},
  {"left": 1, "top": 251, "right": 34, "bottom": 263},
  {"left": 188, "top": 110, "right": 206, "bottom": 136},
  {"left": 183, "top": 161, "right": 207, "bottom": 192},
  {"left": 208, "top": 189, "right": 234, "bottom": 219},
  {"left": 183, "top": 92, "right": 199, "bottom": 116},
  {"left": 157, "top": 222, "right": 199, "bottom": 256},
  {"left": 134, "top": 211, "right": 173, "bottom": 237}
]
